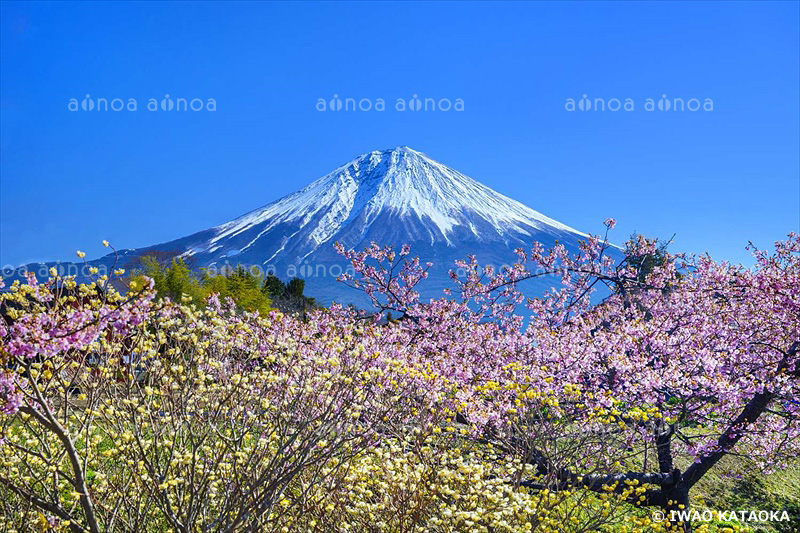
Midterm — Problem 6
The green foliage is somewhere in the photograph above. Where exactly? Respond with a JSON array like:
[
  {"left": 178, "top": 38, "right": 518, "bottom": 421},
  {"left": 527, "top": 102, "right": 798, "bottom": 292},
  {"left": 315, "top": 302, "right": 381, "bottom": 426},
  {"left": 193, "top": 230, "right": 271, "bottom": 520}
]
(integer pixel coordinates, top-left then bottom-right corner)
[
  {"left": 286, "top": 277, "right": 305, "bottom": 298},
  {"left": 262, "top": 274, "right": 285, "bottom": 299},
  {"left": 262, "top": 275, "right": 317, "bottom": 315},
  {"left": 134, "top": 256, "right": 272, "bottom": 313},
  {"left": 133, "top": 257, "right": 322, "bottom": 316},
  {"left": 203, "top": 265, "right": 273, "bottom": 315},
  {"left": 137, "top": 256, "right": 206, "bottom": 303},
  {"left": 624, "top": 233, "right": 671, "bottom": 283}
]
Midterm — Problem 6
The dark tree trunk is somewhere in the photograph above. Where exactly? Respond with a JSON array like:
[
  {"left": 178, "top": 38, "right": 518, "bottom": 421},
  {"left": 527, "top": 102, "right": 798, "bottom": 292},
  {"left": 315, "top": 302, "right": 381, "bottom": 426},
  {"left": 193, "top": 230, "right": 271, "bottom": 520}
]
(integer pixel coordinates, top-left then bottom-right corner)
[{"left": 661, "top": 480, "right": 692, "bottom": 533}]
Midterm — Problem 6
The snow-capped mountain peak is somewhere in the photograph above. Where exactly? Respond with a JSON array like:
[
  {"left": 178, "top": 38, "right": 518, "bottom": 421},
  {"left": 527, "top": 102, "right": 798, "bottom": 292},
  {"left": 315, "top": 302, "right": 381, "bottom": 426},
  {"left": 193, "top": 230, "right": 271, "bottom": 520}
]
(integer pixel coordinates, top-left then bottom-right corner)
[
  {"left": 18, "top": 147, "right": 608, "bottom": 307},
  {"left": 206, "top": 146, "right": 586, "bottom": 258}
]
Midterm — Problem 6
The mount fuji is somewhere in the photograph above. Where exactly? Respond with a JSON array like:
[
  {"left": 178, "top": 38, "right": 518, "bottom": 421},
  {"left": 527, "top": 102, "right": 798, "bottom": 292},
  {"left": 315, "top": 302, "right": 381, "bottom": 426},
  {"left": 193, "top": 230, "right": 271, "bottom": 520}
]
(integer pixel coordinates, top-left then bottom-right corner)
[{"left": 16, "top": 147, "right": 614, "bottom": 306}]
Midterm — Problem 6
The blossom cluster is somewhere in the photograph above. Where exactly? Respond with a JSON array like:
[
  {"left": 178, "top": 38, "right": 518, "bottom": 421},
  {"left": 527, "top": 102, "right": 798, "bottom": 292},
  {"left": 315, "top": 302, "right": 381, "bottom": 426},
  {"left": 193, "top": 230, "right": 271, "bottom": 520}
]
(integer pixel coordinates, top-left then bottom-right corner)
[{"left": 0, "top": 230, "right": 798, "bottom": 532}]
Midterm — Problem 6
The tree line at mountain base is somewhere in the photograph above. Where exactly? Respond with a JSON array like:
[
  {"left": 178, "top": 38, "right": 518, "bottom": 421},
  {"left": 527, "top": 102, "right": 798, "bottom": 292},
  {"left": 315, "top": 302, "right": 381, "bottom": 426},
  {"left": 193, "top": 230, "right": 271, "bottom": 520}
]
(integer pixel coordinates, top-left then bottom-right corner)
[{"left": 132, "top": 255, "right": 317, "bottom": 316}]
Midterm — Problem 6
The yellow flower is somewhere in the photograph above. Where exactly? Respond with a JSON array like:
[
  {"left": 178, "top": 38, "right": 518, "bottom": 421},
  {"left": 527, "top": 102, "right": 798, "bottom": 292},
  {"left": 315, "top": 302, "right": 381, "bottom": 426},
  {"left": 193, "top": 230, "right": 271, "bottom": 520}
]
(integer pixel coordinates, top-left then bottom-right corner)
[
  {"left": 76, "top": 250, "right": 86, "bottom": 258},
  {"left": 102, "top": 240, "right": 109, "bottom": 247}
]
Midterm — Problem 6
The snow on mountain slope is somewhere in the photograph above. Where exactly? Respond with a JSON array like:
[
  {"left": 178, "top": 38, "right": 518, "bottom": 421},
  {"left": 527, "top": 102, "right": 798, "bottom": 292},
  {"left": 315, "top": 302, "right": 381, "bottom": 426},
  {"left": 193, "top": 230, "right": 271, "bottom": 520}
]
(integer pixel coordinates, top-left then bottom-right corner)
[
  {"left": 14, "top": 147, "right": 614, "bottom": 306},
  {"left": 205, "top": 146, "right": 587, "bottom": 259}
]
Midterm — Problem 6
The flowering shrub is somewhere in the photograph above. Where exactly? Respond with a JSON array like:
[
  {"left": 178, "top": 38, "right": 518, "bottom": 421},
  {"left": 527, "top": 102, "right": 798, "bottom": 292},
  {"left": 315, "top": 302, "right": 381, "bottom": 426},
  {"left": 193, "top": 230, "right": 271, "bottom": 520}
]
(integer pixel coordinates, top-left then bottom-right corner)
[
  {"left": 0, "top": 274, "right": 426, "bottom": 531},
  {"left": 1, "top": 228, "right": 798, "bottom": 532},
  {"left": 335, "top": 228, "right": 800, "bottom": 532}
]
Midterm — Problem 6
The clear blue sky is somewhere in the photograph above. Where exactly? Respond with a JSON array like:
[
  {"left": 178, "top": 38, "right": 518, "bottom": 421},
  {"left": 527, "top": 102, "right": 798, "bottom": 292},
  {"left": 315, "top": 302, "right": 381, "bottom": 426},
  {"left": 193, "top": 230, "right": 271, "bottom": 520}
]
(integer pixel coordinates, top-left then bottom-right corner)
[{"left": 1, "top": 1, "right": 798, "bottom": 268}]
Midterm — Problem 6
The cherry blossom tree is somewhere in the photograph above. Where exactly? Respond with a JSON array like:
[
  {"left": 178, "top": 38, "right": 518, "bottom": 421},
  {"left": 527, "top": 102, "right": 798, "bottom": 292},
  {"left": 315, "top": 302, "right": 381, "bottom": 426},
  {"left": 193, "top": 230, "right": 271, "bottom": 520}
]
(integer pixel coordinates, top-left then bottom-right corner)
[
  {"left": 336, "top": 225, "right": 800, "bottom": 532},
  {"left": 2, "top": 227, "right": 797, "bottom": 532}
]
